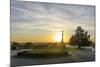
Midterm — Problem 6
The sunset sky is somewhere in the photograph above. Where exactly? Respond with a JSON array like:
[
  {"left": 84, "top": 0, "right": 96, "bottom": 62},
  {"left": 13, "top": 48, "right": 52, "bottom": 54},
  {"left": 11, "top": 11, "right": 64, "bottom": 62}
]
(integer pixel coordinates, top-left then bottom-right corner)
[{"left": 11, "top": 0, "right": 95, "bottom": 43}]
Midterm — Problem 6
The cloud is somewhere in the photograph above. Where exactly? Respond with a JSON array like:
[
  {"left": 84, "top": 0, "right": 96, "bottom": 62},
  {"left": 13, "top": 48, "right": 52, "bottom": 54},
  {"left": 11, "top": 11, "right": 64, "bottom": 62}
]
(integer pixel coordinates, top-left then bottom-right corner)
[{"left": 11, "top": 1, "right": 95, "bottom": 41}]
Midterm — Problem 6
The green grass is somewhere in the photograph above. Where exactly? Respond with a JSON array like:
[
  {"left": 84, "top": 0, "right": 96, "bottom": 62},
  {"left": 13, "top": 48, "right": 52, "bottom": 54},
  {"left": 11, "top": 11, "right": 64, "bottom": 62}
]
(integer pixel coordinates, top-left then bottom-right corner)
[
  {"left": 17, "top": 46, "right": 69, "bottom": 58},
  {"left": 31, "top": 48, "right": 65, "bottom": 54},
  {"left": 65, "top": 47, "right": 78, "bottom": 52}
]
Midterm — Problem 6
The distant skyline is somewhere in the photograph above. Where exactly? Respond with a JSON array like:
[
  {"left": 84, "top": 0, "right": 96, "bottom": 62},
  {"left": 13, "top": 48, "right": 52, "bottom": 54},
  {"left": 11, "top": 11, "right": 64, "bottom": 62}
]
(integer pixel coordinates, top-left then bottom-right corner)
[{"left": 11, "top": 0, "right": 95, "bottom": 43}]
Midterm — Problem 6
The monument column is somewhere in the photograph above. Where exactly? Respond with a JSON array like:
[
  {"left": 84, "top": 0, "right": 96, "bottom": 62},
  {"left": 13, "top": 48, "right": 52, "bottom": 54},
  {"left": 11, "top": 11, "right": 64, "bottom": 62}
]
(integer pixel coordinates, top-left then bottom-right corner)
[{"left": 62, "top": 30, "right": 64, "bottom": 44}]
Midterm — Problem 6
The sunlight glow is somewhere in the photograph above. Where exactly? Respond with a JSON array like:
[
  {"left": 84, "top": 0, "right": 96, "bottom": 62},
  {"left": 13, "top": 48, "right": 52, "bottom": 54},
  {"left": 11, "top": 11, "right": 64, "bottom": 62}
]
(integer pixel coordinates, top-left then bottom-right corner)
[{"left": 54, "top": 32, "right": 62, "bottom": 42}]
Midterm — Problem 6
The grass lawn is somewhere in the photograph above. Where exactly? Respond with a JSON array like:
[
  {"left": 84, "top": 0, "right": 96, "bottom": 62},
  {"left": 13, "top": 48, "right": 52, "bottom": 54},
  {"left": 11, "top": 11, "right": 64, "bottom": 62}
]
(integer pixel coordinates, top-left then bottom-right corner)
[{"left": 17, "top": 46, "right": 69, "bottom": 58}]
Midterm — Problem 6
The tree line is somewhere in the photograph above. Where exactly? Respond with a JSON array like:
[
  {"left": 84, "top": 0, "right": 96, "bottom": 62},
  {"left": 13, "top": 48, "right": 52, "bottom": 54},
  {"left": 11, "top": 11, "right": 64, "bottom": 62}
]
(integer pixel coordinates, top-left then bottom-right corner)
[{"left": 69, "top": 26, "right": 95, "bottom": 48}]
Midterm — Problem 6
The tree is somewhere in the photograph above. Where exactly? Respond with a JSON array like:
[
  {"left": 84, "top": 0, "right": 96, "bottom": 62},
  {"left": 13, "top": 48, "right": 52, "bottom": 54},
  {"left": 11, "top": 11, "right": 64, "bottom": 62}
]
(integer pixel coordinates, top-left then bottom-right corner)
[
  {"left": 11, "top": 42, "right": 19, "bottom": 50},
  {"left": 24, "top": 42, "right": 33, "bottom": 49},
  {"left": 13, "top": 42, "right": 19, "bottom": 45},
  {"left": 69, "top": 26, "right": 93, "bottom": 48}
]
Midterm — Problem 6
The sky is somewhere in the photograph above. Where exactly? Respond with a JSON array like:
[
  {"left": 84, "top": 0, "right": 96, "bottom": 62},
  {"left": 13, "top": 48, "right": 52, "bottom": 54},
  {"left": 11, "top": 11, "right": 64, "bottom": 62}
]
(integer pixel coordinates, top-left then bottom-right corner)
[{"left": 11, "top": 0, "right": 95, "bottom": 43}]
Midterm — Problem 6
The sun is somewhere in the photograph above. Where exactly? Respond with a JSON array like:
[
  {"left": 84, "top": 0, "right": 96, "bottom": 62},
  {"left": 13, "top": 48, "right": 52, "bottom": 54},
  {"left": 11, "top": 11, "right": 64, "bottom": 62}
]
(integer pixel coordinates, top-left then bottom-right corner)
[{"left": 54, "top": 33, "right": 62, "bottom": 42}]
